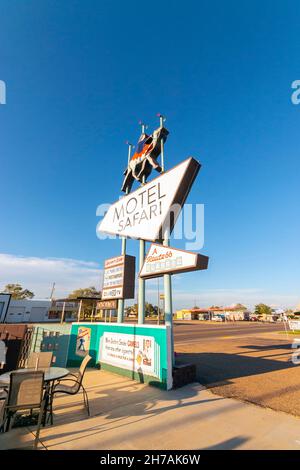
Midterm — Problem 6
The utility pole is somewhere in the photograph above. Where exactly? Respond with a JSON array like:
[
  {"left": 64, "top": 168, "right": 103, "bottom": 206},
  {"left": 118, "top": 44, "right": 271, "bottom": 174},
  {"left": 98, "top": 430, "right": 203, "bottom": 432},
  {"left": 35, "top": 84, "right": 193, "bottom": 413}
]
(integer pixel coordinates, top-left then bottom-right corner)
[
  {"left": 138, "top": 121, "right": 147, "bottom": 324},
  {"left": 117, "top": 142, "right": 133, "bottom": 323},
  {"left": 50, "top": 282, "right": 55, "bottom": 301}
]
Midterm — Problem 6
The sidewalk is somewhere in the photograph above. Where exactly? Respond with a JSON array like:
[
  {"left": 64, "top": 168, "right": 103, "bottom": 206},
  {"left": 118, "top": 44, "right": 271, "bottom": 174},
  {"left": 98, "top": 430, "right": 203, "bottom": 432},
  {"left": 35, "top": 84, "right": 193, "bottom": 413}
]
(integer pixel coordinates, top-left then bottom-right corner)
[{"left": 1, "top": 368, "right": 300, "bottom": 450}]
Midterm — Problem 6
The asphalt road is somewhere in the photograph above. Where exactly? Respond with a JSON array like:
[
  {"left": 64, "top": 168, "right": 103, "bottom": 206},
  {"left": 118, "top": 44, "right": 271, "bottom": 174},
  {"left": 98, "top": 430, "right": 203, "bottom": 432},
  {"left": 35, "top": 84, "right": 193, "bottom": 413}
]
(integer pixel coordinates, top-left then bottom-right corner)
[
  {"left": 174, "top": 321, "right": 300, "bottom": 417},
  {"left": 174, "top": 321, "right": 283, "bottom": 344}
]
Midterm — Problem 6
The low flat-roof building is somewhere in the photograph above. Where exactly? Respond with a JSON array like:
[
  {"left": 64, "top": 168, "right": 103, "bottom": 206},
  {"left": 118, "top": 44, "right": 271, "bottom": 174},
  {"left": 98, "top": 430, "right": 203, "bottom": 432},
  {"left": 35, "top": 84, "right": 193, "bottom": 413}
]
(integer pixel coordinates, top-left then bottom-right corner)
[{"left": 3, "top": 298, "right": 51, "bottom": 323}]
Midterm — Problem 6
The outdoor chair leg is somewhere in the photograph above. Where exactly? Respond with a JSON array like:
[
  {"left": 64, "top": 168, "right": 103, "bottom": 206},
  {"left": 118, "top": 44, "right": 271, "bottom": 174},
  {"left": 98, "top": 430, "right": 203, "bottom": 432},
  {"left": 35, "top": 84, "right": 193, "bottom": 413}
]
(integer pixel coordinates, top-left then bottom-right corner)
[
  {"left": 82, "top": 386, "right": 90, "bottom": 416},
  {"left": 46, "top": 394, "right": 53, "bottom": 425},
  {"left": 6, "top": 412, "right": 15, "bottom": 432},
  {"left": 34, "top": 401, "right": 45, "bottom": 450}
]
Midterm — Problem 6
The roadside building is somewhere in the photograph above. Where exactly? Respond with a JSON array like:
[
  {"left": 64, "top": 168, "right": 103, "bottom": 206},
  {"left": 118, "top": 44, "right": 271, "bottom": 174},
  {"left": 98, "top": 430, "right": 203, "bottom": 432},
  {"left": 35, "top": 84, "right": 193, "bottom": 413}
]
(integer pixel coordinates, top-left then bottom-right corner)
[
  {"left": 190, "top": 309, "right": 210, "bottom": 320},
  {"left": 3, "top": 298, "right": 51, "bottom": 323},
  {"left": 0, "top": 293, "right": 11, "bottom": 322},
  {"left": 293, "top": 303, "right": 300, "bottom": 317},
  {"left": 210, "top": 305, "right": 249, "bottom": 321},
  {"left": 47, "top": 299, "right": 79, "bottom": 322},
  {"left": 175, "top": 309, "right": 197, "bottom": 320},
  {"left": 174, "top": 304, "right": 250, "bottom": 321}
]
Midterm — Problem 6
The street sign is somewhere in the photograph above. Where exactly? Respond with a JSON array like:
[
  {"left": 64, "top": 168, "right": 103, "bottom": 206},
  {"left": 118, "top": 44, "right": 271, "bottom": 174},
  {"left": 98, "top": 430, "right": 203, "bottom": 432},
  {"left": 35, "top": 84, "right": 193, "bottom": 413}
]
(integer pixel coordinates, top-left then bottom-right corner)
[
  {"left": 159, "top": 294, "right": 165, "bottom": 300},
  {"left": 98, "top": 157, "right": 200, "bottom": 242},
  {"left": 97, "top": 300, "right": 118, "bottom": 310},
  {"left": 101, "top": 255, "right": 135, "bottom": 300},
  {"left": 289, "top": 320, "right": 300, "bottom": 331},
  {"left": 139, "top": 243, "right": 209, "bottom": 279}
]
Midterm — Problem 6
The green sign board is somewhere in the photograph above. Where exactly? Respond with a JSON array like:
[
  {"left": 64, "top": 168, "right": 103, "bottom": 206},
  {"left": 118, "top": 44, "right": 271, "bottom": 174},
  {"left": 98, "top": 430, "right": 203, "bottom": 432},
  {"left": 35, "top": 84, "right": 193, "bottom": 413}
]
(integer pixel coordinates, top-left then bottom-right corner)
[{"left": 67, "top": 322, "right": 172, "bottom": 390}]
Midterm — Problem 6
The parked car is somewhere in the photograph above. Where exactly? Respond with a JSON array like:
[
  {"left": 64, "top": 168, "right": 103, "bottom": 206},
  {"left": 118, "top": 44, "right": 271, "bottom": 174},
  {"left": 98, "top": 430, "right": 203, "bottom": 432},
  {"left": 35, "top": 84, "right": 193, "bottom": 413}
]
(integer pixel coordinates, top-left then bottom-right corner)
[{"left": 211, "top": 315, "right": 224, "bottom": 322}]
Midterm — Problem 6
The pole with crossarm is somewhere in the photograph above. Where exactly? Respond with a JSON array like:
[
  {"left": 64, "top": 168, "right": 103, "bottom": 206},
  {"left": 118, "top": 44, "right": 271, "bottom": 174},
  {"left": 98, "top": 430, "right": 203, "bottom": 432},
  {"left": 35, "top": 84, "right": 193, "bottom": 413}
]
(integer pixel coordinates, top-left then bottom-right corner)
[
  {"left": 158, "top": 113, "right": 174, "bottom": 366},
  {"left": 117, "top": 142, "right": 133, "bottom": 323}
]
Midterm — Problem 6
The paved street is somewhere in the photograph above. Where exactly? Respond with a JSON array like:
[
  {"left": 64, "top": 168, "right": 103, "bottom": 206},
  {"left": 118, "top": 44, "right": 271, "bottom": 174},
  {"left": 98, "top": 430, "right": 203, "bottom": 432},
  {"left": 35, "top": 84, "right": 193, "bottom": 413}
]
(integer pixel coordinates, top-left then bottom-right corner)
[
  {"left": 174, "top": 321, "right": 300, "bottom": 416},
  {"left": 174, "top": 321, "right": 283, "bottom": 344}
]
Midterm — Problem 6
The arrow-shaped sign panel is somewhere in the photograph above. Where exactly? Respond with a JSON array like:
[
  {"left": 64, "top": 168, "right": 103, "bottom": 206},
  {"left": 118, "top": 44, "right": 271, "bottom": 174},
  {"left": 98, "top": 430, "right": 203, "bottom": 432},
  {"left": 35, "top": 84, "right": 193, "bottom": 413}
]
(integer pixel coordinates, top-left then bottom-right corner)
[
  {"left": 140, "top": 243, "right": 209, "bottom": 279},
  {"left": 98, "top": 157, "right": 200, "bottom": 242}
]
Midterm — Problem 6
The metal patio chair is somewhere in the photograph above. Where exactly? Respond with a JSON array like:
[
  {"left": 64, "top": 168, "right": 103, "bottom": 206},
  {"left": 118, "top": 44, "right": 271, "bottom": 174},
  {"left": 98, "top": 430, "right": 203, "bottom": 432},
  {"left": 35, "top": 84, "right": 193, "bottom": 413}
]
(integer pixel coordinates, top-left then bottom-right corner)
[
  {"left": 27, "top": 352, "right": 53, "bottom": 369},
  {"left": 50, "top": 354, "right": 92, "bottom": 422},
  {"left": 0, "top": 370, "right": 46, "bottom": 449}
]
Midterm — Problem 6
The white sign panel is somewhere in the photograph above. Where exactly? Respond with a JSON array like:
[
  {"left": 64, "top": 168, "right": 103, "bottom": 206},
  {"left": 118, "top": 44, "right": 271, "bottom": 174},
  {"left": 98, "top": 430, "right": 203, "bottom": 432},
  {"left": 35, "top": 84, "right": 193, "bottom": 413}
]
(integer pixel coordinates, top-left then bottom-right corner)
[
  {"left": 101, "top": 255, "right": 135, "bottom": 300},
  {"left": 98, "top": 157, "right": 200, "bottom": 242},
  {"left": 100, "top": 332, "right": 156, "bottom": 376},
  {"left": 102, "top": 256, "right": 124, "bottom": 299},
  {"left": 289, "top": 320, "right": 300, "bottom": 331},
  {"left": 140, "top": 243, "right": 209, "bottom": 279}
]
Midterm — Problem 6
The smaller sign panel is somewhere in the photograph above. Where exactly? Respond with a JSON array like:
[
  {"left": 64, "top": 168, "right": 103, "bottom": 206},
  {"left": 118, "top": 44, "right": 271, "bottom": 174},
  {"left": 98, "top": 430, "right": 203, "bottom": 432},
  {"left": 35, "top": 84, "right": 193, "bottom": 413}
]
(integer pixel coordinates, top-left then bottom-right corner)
[
  {"left": 140, "top": 243, "right": 209, "bottom": 279},
  {"left": 76, "top": 327, "right": 91, "bottom": 357},
  {"left": 97, "top": 300, "right": 118, "bottom": 310},
  {"left": 102, "top": 254, "right": 135, "bottom": 300},
  {"left": 289, "top": 320, "right": 300, "bottom": 331}
]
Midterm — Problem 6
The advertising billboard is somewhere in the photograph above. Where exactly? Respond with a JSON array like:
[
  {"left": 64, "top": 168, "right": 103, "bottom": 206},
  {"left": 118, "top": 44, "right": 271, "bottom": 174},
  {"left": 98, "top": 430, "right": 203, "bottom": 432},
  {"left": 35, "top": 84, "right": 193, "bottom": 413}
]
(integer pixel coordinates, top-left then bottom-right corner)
[
  {"left": 101, "top": 255, "right": 135, "bottom": 300},
  {"left": 140, "top": 243, "right": 209, "bottom": 279},
  {"left": 98, "top": 157, "right": 200, "bottom": 242}
]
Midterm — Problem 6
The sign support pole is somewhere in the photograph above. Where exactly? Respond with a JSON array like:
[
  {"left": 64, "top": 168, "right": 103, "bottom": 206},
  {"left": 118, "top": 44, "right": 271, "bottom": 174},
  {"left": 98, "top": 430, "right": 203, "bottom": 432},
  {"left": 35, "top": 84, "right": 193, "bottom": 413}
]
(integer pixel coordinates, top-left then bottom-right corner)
[
  {"left": 159, "top": 114, "right": 174, "bottom": 366},
  {"left": 117, "top": 143, "right": 132, "bottom": 323},
  {"left": 60, "top": 301, "right": 66, "bottom": 324},
  {"left": 77, "top": 299, "right": 82, "bottom": 323},
  {"left": 138, "top": 122, "right": 147, "bottom": 324}
]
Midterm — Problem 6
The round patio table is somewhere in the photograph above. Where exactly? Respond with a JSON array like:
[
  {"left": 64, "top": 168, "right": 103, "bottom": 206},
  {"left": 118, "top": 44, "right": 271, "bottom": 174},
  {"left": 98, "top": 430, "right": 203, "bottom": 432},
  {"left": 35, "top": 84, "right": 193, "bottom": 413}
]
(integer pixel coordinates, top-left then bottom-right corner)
[
  {"left": 0, "top": 367, "right": 69, "bottom": 386},
  {"left": 0, "top": 367, "right": 69, "bottom": 426}
]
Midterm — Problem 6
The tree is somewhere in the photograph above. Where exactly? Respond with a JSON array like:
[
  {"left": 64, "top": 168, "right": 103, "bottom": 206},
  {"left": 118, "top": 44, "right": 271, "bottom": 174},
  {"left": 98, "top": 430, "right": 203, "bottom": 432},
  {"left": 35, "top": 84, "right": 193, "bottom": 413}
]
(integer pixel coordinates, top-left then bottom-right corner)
[
  {"left": 254, "top": 303, "right": 272, "bottom": 316},
  {"left": 284, "top": 309, "right": 294, "bottom": 319},
  {"left": 68, "top": 287, "right": 101, "bottom": 299},
  {"left": 68, "top": 286, "right": 101, "bottom": 320},
  {"left": 125, "top": 303, "right": 159, "bottom": 318},
  {"left": 125, "top": 304, "right": 138, "bottom": 317},
  {"left": 145, "top": 302, "right": 158, "bottom": 317},
  {"left": 4, "top": 283, "right": 34, "bottom": 300},
  {"left": 234, "top": 303, "right": 247, "bottom": 311}
]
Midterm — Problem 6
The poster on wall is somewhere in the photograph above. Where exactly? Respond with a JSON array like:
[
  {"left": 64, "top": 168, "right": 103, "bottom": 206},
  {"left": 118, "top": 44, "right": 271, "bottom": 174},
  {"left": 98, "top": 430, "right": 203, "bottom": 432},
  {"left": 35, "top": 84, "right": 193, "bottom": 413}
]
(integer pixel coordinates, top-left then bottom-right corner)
[
  {"left": 76, "top": 327, "right": 91, "bottom": 357},
  {"left": 100, "top": 331, "right": 156, "bottom": 377}
]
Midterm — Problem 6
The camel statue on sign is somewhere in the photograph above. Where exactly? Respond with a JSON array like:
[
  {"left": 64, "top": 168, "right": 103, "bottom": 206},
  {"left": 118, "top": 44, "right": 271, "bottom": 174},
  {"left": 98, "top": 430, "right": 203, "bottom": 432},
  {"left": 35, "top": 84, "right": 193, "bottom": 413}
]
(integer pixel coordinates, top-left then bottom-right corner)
[{"left": 121, "top": 125, "right": 169, "bottom": 193}]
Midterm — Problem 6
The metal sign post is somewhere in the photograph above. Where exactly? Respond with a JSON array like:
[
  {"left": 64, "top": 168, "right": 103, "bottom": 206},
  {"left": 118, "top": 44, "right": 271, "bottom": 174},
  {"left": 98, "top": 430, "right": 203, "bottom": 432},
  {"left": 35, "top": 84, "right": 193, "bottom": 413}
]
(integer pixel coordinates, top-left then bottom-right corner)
[
  {"left": 117, "top": 142, "right": 132, "bottom": 323},
  {"left": 138, "top": 122, "right": 147, "bottom": 324},
  {"left": 158, "top": 114, "right": 174, "bottom": 365}
]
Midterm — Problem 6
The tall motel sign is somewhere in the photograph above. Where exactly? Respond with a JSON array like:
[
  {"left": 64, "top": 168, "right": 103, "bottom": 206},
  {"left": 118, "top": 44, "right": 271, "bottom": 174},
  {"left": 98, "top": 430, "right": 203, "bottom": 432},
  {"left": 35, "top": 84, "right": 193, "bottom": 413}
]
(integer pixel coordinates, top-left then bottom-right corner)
[{"left": 98, "top": 115, "right": 209, "bottom": 365}]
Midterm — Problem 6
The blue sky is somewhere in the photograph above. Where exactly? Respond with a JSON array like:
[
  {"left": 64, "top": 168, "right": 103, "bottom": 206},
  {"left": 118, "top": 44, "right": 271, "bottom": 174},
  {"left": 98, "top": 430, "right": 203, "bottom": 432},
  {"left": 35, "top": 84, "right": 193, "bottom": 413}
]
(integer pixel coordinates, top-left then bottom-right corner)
[{"left": 0, "top": 0, "right": 299, "bottom": 308}]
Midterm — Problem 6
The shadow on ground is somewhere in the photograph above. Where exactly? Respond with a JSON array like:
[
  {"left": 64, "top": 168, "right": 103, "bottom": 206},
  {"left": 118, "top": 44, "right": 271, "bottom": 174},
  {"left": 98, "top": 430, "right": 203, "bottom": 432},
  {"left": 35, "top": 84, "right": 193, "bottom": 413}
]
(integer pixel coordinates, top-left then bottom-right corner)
[{"left": 176, "top": 351, "right": 295, "bottom": 387}]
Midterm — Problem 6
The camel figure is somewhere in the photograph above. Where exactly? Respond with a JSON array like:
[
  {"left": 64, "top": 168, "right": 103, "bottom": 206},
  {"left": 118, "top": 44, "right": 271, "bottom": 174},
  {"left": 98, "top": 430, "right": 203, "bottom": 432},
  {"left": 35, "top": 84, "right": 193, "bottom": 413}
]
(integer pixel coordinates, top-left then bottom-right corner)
[{"left": 121, "top": 125, "right": 169, "bottom": 193}]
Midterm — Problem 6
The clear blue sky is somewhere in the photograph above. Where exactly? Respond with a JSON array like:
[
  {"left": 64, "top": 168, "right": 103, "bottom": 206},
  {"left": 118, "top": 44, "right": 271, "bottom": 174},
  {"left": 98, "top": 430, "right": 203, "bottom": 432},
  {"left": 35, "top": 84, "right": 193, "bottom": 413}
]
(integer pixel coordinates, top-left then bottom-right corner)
[{"left": 0, "top": 0, "right": 299, "bottom": 308}]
